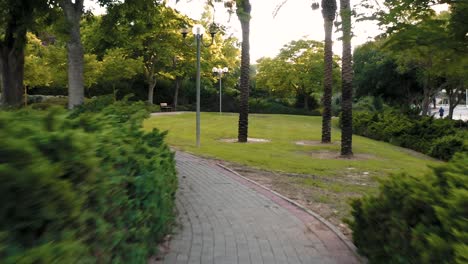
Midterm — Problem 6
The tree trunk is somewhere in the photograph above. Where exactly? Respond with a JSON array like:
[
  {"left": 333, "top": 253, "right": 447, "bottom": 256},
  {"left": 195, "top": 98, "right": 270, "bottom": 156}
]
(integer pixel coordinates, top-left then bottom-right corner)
[
  {"left": 0, "top": 47, "right": 25, "bottom": 107},
  {"left": 148, "top": 80, "right": 156, "bottom": 104},
  {"left": 421, "top": 86, "right": 432, "bottom": 116},
  {"left": 174, "top": 78, "right": 181, "bottom": 110},
  {"left": 60, "top": 0, "right": 85, "bottom": 109},
  {"left": 303, "top": 91, "right": 309, "bottom": 110},
  {"left": 448, "top": 104, "right": 455, "bottom": 119},
  {"left": 340, "top": 0, "right": 353, "bottom": 157},
  {"left": 448, "top": 86, "right": 463, "bottom": 120},
  {"left": 237, "top": 0, "right": 252, "bottom": 143},
  {"left": 321, "top": 0, "right": 337, "bottom": 143},
  {"left": 0, "top": 5, "right": 29, "bottom": 107}
]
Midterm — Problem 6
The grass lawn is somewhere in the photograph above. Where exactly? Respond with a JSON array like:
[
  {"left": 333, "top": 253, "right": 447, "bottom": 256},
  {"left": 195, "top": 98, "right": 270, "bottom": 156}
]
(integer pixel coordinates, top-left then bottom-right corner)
[
  {"left": 144, "top": 112, "right": 439, "bottom": 177},
  {"left": 144, "top": 112, "right": 442, "bottom": 235}
]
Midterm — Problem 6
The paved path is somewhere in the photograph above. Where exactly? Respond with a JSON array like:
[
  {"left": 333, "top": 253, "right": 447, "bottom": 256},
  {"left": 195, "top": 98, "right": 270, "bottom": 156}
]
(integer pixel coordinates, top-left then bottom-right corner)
[{"left": 161, "top": 152, "right": 361, "bottom": 264}]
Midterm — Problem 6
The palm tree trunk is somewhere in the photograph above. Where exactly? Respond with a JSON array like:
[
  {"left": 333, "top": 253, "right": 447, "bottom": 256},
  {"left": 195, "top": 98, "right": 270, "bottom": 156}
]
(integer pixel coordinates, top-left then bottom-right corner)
[
  {"left": 60, "top": 0, "right": 85, "bottom": 109},
  {"left": 321, "top": 0, "right": 337, "bottom": 143},
  {"left": 237, "top": 0, "right": 252, "bottom": 143},
  {"left": 340, "top": 0, "right": 353, "bottom": 157}
]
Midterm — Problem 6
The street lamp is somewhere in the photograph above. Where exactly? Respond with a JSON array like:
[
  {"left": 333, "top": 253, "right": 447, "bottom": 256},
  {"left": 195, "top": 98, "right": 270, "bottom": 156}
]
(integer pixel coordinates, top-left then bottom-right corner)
[
  {"left": 311, "top": 0, "right": 320, "bottom": 10},
  {"left": 212, "top": 67, "right": 229, "bottom": 114},
  {"left": 181, "top": 23, "right": 217, "bottom": 147}
]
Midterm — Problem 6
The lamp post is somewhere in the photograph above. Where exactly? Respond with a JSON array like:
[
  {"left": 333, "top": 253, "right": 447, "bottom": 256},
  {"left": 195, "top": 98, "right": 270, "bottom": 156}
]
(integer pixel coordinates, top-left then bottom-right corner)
[
  {"left": 181, "top": 24, "right": 217, "bottom": 147},
  {"left": 212, "top": 67, "right": 229, "bottom": 114}
]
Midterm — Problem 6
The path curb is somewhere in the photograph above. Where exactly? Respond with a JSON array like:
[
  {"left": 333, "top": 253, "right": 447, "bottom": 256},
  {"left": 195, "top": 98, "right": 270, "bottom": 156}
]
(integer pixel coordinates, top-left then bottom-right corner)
[{"left": 216, "top": 163, "right": 366, "bottom": 263}]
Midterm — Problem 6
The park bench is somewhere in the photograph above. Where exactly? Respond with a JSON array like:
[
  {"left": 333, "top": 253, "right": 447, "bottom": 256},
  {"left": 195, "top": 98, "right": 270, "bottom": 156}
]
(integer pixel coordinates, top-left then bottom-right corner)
[{"left": 160, "top": 103, "right": 172, "bottom": 112}]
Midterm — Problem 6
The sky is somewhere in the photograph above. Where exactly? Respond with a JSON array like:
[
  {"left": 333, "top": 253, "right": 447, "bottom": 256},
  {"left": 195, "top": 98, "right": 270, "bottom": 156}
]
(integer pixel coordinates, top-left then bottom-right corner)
[
  {"left": 165, "top": 0, "right": 381, "bottom": 63},
  {"left": 85, "top": 0, "right": 448, "bottom": 63}
]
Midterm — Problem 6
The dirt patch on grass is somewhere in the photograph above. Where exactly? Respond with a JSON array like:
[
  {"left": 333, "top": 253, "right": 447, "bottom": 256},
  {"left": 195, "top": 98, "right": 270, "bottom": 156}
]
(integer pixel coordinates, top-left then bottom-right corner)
[
  {"left": 219, "top": 138, "right": 271, "bottom": 143},
  {"left": 214, "top": 160, "right": 378, "bottom": 240},
  {"left": 299, "top": 150, "right": 377, "bottom": 160},
  {"left": 295, "top": 140, "right": 340, "bottom": 146}
]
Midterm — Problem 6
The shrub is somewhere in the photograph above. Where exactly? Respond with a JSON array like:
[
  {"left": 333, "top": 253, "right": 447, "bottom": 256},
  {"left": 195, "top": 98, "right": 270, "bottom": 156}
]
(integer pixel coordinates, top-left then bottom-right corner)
[
  {"left": 350, "top": 109, "right": 467, "bottom": 160},
  {"left": 348, "top": 153, "right": 468, "bottom": 264},
  {"left": 249, "top": 98, "right": 321, "bottom": 116},
  {"left": 30, "top": 96, "right": 68, "bottom": 110},
  {"left": 430, "top": 135, "right": 467, "bottom": 161},
  {"left": 0, "top": 100, "right": 177, "bottom": 263}
]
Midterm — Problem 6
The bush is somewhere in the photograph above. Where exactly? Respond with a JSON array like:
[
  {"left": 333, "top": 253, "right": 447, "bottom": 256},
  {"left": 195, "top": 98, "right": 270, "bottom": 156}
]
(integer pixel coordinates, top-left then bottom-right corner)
[
  {"left": 430, "top": 135, "right": 467, "bottom": 161},
  {"left": 29, "top": 96, "right": 68, "bottom": 110},
  {"left": 249, "top": 98, "right": 321, "bottom": 116},
  {"left": 350, "top": 109, "right": 467, "bottom": 160},
  {"left": 348, "top": 153, "right": 468, "bottom": 264},
  {"left": 0, "top": 100, "right": 177, "bottom": 263}
]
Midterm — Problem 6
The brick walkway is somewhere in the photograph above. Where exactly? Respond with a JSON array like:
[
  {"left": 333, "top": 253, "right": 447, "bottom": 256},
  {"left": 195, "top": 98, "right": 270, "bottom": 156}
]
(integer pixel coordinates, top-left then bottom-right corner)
[{"left": 161, "top": 152, "right": 361, "bottom": 264}]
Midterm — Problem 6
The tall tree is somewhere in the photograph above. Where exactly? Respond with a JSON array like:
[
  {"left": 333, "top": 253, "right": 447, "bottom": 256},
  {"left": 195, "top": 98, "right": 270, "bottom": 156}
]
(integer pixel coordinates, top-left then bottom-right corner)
[
  {"left": 340, "top": 0, "right": 353, "bottom": 156},
  {"left": 99, "top": 48, "right": 142, "bottom": 99},
  {"left": 0, "top": 0, "right": 49, "bottom": 107},
  {"left": 234, "top": 0, "right": 252, "bottom": 143},
  {"left": 321, "top": 0, "right": 337, "bottom": 143},
  {"left": 353, "top": 41, "right": 423, "bottom": 107},
  {"left": 256, "top": 39, "right": 340, "bottom": 109},
  {"left": 101, "top": 3, "right": 188, "bottom": 104}
]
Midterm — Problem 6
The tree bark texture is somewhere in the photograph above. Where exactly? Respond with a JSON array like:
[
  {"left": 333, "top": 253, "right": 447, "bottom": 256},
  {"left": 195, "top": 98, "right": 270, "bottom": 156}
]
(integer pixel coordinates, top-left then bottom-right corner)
[
  {"left": 447, "top": 86, "right": 463, "bottom": 119},
  {"left": 60, "top": 0, "right": 85, "bottom": 109},
  {"left": 148, "top": 80, "right": 156, "bottom": 104},
  {"left": 237, "top": 0, "right": 252, "bottom": 143},
  {"left": 321, "top": 0, "right": 337, "bottom": 143},
  {"left": 0, "top": 47, "right": 25, "bottom": 107},
  {"left": 340, "top": 0, "right": 353, "bottom": 157},
  {"left": 0, "top": 2, "right": 30, "bottom": 107}
]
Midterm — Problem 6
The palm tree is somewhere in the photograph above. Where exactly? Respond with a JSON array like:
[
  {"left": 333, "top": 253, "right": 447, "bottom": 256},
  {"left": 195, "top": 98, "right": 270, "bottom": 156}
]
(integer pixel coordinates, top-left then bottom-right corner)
[
  {"left": 340, "top": 0, "right": 353, "bottom": 156},
  {"left": 235, "top": 0, "right": 252, "bottom": 143},
  {"left": 321, "top": 0, "right": 337, "bottom": 143}
]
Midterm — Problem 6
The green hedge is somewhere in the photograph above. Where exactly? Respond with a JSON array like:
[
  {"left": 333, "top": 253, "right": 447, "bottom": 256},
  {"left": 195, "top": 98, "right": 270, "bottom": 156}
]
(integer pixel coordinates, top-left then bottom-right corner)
[
  {"left": 348, "top": 153, "right": 468, "bottom": 264},
  {"left": 351, "top": 110, "right": 468, "bottom": 160},
  {"left": 249, "top": 98, "right": 321, "bottom": 116},
  {"left": 0, "top": 99, "right": 177, "bottom": 263}
]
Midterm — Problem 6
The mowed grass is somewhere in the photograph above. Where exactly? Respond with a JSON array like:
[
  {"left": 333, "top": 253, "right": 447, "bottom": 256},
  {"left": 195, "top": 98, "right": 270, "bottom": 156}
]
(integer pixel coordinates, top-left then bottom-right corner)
[{"left": 143, "top": 112, "right": 440, "bottom": 178}]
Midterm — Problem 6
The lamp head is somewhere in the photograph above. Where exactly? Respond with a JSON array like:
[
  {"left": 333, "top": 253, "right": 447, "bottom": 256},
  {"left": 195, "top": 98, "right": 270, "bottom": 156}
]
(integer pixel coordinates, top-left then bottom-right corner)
[
  {"left": 311, "top": 1, "right": 320, "bottom": 10},
  {"left": 180, "top": 27, "right": 189, "bottom": 38},
  {"left": 192, "top": 24, "right": 205, "bottom": 36},
  {"left": 208, "top": 23, "right": 218, "bottom": 38}
]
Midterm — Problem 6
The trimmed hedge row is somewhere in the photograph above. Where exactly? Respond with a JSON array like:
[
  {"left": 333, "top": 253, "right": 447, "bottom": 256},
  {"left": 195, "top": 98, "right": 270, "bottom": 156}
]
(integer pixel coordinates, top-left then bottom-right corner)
[
  {"left": 0, "top": 99, "right": 177, "bottom": 263},
  {"left": 249, "top": 98, "right": 321, "bottom": 116},
  {"left": 348, "top": 153, "right": 468, "bottom": 264},
  {"left": 351, "top": 110, "right": 467, "bottom": 160}
]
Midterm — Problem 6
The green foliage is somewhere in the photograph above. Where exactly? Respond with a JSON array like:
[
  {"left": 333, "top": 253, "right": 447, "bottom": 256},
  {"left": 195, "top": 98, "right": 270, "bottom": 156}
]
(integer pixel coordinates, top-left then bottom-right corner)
[
  {"left": 249, "top": 98, "right": 320, "bottom": 116},
  {"left": 353, "top": 41, "right": 422, "bottom": 107},
  {"left": 0, "top": 100, "right": 177, "bottom": 263},
  {"left": 351, "top": 110, "right": 467, "bottom": 160},
  {"left": 256, "top": 39, "right": 340, "bottom": 110},
  {"left": 430, "top": 135, "right": 467, "bottom": 161},
  {"left": 348, "top": 153, "right": 468, "bottom": 264},
  {"left": 30, "top": 96, "right": 68, "bottom": 110}
]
